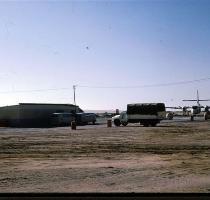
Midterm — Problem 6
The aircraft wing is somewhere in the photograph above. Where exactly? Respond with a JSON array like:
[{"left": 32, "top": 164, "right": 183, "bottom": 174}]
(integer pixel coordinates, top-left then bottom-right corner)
[
  {"left": 182, "top": 100, "right": 197, "bottom": 101},
  {"left": 183, "top": 99, "right": 210, "bottom": 101},
  {"left": 198, "top": 99, "right": 210, "bottom": 101},
  {"left": 183, "top": 106, "right": 191, "bottom": 109}
]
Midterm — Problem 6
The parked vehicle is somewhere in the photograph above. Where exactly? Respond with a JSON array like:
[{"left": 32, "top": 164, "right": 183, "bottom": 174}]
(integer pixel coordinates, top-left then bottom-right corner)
[
  {"left": 166, "top": 112, "right": 174, "bottom": 120},
  {"left": 76, "top": 113, "right": 96, "bottom": 125},
  {"left": 112, "top": 103, "right": 166, "bottom": 127},
  {"left": 51, "top": 112, "right": 75, "bottom": 127},
  {"left": 51, "top": 112, "right": 96, "bottom": 126}
]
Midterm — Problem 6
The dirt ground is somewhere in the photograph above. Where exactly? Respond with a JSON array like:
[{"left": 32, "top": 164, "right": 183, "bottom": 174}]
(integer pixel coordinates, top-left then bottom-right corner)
[{"left": 0, "top": 117, "right": 210, "bottom": 193}]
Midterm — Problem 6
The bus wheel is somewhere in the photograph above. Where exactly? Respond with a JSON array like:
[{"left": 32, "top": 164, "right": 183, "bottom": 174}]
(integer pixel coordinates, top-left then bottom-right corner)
[{"left": 114, "top": 119, "right": 121, "bottom": 126}]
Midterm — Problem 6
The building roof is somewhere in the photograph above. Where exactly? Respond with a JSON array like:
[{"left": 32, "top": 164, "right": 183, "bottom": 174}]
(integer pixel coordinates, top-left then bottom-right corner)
[{"left": 19, "top": 103, "right": 77, "bottom": 106}]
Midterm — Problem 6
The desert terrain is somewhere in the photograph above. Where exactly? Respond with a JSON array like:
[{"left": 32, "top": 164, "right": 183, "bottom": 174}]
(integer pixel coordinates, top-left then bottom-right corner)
[{"left": 0, "top": 117, "right": 210, "bottom": 192}]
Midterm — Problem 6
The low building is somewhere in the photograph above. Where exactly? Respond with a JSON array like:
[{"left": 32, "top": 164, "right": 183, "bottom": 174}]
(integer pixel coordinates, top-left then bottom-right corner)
[{"left": 0, "top": 103, "right": 83, "bottom": 127}]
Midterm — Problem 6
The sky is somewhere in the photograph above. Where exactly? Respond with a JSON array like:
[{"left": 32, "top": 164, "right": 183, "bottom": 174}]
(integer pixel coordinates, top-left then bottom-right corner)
[{"left": 0, "top": 0, "right": 210, "bottom": 110}]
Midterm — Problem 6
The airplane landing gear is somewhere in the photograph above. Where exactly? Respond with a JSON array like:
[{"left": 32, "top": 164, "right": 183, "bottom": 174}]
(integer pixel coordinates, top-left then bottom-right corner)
[
  {"left": 204, "top": 112, "right": 208, "bottom": 120},
  {"left": 204, "top": 113, "right": 208, "bottom": 120}
]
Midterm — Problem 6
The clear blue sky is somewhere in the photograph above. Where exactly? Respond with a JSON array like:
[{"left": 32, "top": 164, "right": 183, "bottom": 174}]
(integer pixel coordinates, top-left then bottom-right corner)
[{"left": 0, "top": 0, "right": 210, "bottom": 110}]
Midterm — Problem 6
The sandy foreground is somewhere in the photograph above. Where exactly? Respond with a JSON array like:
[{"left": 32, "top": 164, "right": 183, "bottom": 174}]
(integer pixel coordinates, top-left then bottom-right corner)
[{"left": 0, "top": 118, "right": 210, "bottom": 192}]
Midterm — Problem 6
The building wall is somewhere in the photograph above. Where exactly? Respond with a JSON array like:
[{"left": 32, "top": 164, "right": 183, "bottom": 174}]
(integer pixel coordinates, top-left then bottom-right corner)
[
  {"left": 0, "top": 105, "right": 20, "bottom": 127},
  {"left": 0, "top": 105, "right": 19, "bottom": 118},
  {"left": 0, "top": 103, "right": 83, "bottom": 127}
]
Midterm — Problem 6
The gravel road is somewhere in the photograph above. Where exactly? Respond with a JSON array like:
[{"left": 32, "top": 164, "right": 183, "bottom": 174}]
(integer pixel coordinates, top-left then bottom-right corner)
[{"left": 0, "top": 118, "right": 210, "bottom": 192}]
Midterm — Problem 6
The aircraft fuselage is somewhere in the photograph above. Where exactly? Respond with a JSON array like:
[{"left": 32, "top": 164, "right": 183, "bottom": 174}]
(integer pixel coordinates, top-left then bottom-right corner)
[{"left": 191, "top": 106, "right": 201, "bottom": 115}]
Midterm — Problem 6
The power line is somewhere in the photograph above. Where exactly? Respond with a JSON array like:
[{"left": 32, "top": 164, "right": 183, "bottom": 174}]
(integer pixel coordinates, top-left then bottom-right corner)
[
  {"left": 0, "top": 76, "right": 210, "bottom": 94},
  {"left": 0, "top": 87, "right": 70, "bottom": 94},
  {"left": 78, "top": 76, "right": 210, "bottom": 88}
]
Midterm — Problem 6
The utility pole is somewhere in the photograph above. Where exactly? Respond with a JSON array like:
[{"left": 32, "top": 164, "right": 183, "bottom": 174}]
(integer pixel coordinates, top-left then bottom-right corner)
[
  {"left": 73, "top": 85, "right": 77, "bottom": 106},
  {"left": 73, "top": 85, "right": 77, "bottom": 116}
]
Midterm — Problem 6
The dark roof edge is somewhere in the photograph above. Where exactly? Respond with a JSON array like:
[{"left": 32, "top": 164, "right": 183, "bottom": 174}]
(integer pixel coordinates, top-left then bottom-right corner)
[
  {"left": 19, "top": 103, "right": 77, "bottom": 106},
  {"left": 127, "top": 103, "right": 165, "bottom": 105}
]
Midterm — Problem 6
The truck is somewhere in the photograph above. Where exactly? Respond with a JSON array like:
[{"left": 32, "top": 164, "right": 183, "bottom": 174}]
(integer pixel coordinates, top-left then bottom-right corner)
[{"left": 112, "top": 103, "right": 166, "bottom": 127}]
